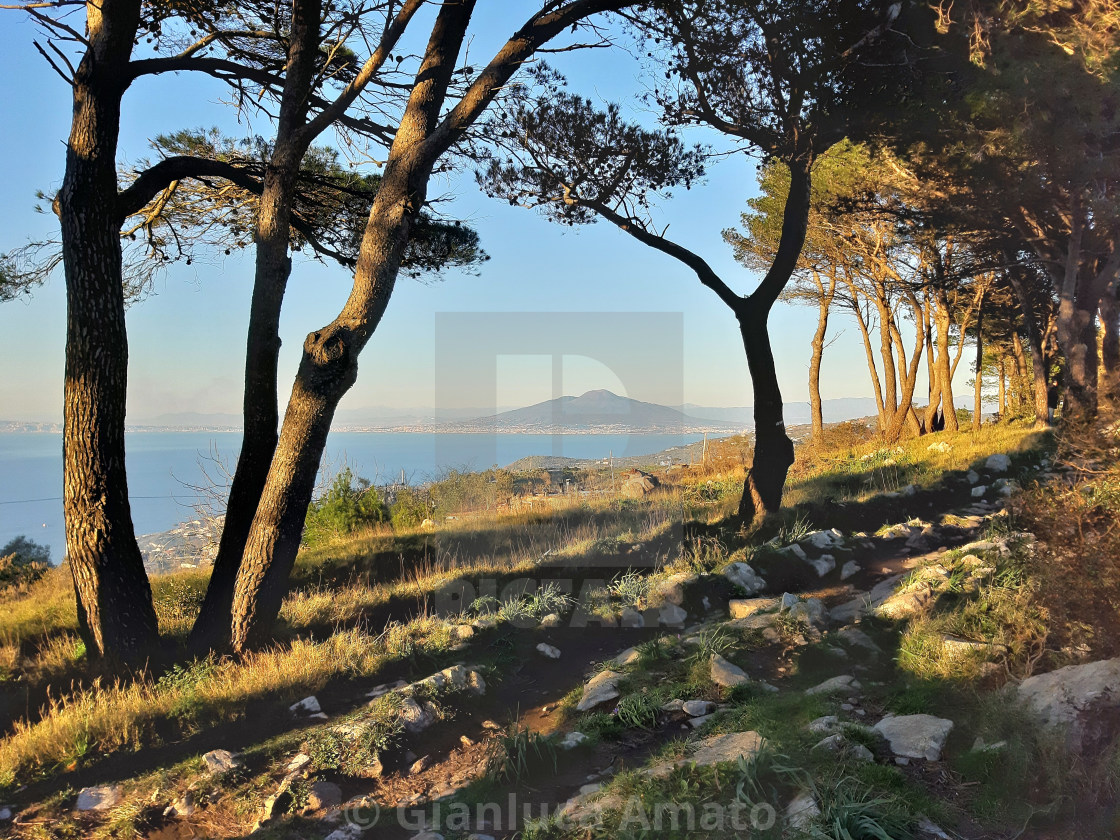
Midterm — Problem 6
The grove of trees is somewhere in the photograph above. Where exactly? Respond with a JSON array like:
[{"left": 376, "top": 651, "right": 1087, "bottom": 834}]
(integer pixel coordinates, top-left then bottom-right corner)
[{"left": 3, "top": 0, "right": 1119, "bottom": 661}]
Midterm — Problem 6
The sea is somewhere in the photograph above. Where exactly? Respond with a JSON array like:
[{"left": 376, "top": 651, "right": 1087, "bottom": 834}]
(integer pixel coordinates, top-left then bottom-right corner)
[{"left": 0, "top": 431, "right": 702, "bottom": 563}]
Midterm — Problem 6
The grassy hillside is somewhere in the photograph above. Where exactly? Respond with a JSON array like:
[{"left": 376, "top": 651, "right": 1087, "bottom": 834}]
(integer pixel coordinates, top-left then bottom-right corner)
[{"left": 2, "top": 418, "right": 1118, "bottom": 839}]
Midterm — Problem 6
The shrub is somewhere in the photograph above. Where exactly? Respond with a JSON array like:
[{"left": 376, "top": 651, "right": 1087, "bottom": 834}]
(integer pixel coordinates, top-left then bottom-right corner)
[
  {"left": 0, "top": 536, "right": 50, "bottom": 590},
  {"left": 389, "top": 486, "right": 430, "bottom": 530},
  {"left": 302, "top": 468, "right": 388, "bottom": 545}
]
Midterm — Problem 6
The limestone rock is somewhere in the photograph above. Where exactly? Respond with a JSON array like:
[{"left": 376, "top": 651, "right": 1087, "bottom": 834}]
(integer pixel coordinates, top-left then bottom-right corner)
[
  {"left": 659, "top": 603, "right": 688, "bottom": 626},
  {"left": 1017, "top": 658, "right": 1120, "bottom": 750},
  {"left": 612, "top": 646, "right": 641, "bottom": 667},
  {"left": 577, "top": 670, "right": 623, "bottom": 712},
  {"left": 687, "top": 731, "right": 765, "bottom": 768},
  {"left": 873, "top": 714, "right": 954, "bottom": 761},
  {"left": 398, "top": 697, "right": 438, "bottom": 733},
  {"left": 807, "top": 715, "right": 840, "bottom": 734},
  {"left": 985, "top": 453, "right": 1012, "bottom": 473},
  {"left": 840, "top": 560, "right": 861, "bottom": 580},
  {"left": 202, "top": 748, "right": 240, "bottom": 775},
  {"left": 710, "top": 654, "right": 750, "bottom": 688},
  {"left": 971, "top": 485, "right": 988, "bottom": 498},
  {"left": 75, "top": 785, "right": 122, "bottom": 812},
  {"left": 722, "top": 562, "right": 766, "bottom": 595},
  {"left": 780, "top": 543, "right": 808, "bottom": 561},
  {"left": 558, "top": 731, "right": 589, "bottom": 750},
  {"left": 785, "top": 790, "right": 820, "bottom": 830},
  {"left": 682, "top": 699, "right": 715, "bottom": 717},
  {"left": 536, "top": 643, "right": 562, "bottom": 660},
  {"left": 620, "top": 607, "right": 645, "bottom": 627},
  {"left": 729, "top": 597, "right": 777, "bottom": 619},
  {"left": 807, "top": 554, "right": 837, "bottom": 578},
  {"left": 806, "top": 675, "right": 861, "bottom": 695},
  {"left": 163, "top": 792, "right": 195, "bottom": 818},
  {"left": 289, "top": 695, "right": 322, "bottom": 716}
]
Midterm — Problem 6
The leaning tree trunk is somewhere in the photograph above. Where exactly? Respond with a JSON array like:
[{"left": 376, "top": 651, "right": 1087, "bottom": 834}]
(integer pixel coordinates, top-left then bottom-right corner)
[
  {"left": 61, "top": 0, "right": 159, "bottom": 660},
  {"left": 230, "top": 0, "right": 478, "bottom": 651},
  {"left": 191, "top": 0, "right": 323, "bottom": 650},
  {"left": 934, "top": 296, "right": 958, "bottom": 432},
  {"left": 738, "top": 302, "right": 795, "bottom": 521}
]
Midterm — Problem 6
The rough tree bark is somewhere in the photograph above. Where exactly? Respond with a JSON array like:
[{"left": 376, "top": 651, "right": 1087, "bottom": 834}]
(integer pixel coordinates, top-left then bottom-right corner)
[
  {"left": 61, "top": 0, "right": 159, "bottom": 659},
  {"left": 191, "top": 0, "right": 326, "bottom": 649},
  {"left": 191, "top": 0, "right": 424, "bottom": 649},
  {"left": 228, "top": 0, "right": 631, "bottom": 651}
]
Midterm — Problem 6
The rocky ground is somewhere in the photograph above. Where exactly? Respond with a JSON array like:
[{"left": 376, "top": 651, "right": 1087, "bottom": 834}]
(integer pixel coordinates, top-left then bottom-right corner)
[{"left": 11, "top": 436, "right": 1119, "bottom": 840}]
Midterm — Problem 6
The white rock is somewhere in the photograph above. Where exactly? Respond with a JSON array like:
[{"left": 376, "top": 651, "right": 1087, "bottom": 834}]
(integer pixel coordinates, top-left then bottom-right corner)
[
  {"left": 807, "top": 715, "right": 840, "bottom": 734},
  {"left": 928, "top": 441, "right": 952, "bottom": 453},
  {"left": 558, "top": 731, "right": 589, "bottom": 750},
  {"left": 806, "top": 675, "right": 861, "bottom": 695},
  {"left": 967, "top": 470, "right": 980, "bottom": 484},
  {"left": 971, "top": 485, "right": 988, "bottom": 498},
  {"left": 722, "top": 562, "right": 766, "bottom": 595},
  {"left": 785, "top": 790, "right": 820, "bottom": 830},
  {"left": 659, "top": 603, "right": 688, "bottom": 626},
  {"left": 290, "top": 695, "right": 322, "bottom": 715},
  {"left": 804, "top": 529, "right": 844, "bottom": 549},
  {"left": 1018, "top": 658, "right": 1120, "bottom": 749},
  {"left": 808, "top": 554, "right": 837, "bottom": 577},
  {"left": 398, "top": 697, "right": 438, "bottom": 733},
  {"left": 661, "top": 698, "right": 686, "bottom": 712},
  {"left": 873, "top": 714, "right": 954, "bottom": 760},
  {"left": 682, "top": 699, "right": 716, "bottom": 717},
  {"left": 75, "top": 785, "right": 122, "bottom": 812},
  {"left": 619, "top": 607, "right": 645, "bottom": 627},
  {"left": 710, "top": 654, "right": 750, "bottom": 688},
  {"left": 577, "top": 670, "right": 623, "bottom": 712},
  {"left": 536, "top": 643, "right": 562, "bottom": 660},
  {"left": 780, "top": 543, "right": 808, "bottom": 561},
  {"left": 780, "top": 592, "right": 801, "bottom": 610},
  {"left": 324, "top": 827, "right": 363, "bottom": 840},
  {"left": 612, "top": 646, "right": 641, "bottom": 667},
  {"left": 687, "top": 731, "right": 765, "bottom": 767},
  {"left": 729, "top": 597, "right": 777, "bottom": 619},
  {"left": 202, "top": 748, "right": 240, "bottom": 775},
  {"left": 840, "top": 560, "right": 861, "bottom": 580},
  {"left": 985, "top": 453, "right": 1012, "bottom": 473}
]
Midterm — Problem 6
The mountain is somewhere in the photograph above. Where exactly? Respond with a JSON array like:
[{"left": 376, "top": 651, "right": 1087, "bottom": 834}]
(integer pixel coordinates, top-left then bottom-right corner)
[{"left": 478, "top": 389, "right": 697, "bottom": 431}]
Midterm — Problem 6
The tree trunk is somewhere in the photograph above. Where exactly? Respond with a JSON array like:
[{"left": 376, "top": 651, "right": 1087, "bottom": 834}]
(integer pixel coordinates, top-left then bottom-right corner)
[
  {"left": 192, "top": 0, "right": 323, "bottom": 650},
  {"left": 738, "top": 302, "right": 794, "bottom": 521},
  {"left": 230, "top": 0, "right": 477, "bottom": 652},
  {"left": 935, "top": 291, "right": 958, "bottom": 431},
  {"left": 1006, "top": 268, "right": 1051, "bottom": 427},
  {"left": 997, "top": 357, "right": 1006, "bottom": 416},
  {"left": 973, "top": 298, "right": 983, "bottom": 431},
  {"left": 1010, "top": 331, "right": 1029, "bottom": 412},
  {"left": 1099, "top": 290, "right": 1119, "bottom": 406},
  {"left": 61, "top": 0, "right": 159, "bottom": 660},
  {"left": 808, "top": 271, "right": 835, "bottom": 440}
]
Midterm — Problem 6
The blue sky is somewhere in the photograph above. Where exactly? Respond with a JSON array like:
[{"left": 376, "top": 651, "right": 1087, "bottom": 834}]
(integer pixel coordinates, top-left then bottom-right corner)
[{"left": 0, "top": 6, "right": 949, "bottom": 423}]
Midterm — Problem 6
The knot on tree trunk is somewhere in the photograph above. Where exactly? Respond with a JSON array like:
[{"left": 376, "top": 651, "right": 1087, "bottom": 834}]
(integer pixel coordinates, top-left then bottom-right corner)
[{"left": 302, "top": 323, "right": 359, "bottom": 393}]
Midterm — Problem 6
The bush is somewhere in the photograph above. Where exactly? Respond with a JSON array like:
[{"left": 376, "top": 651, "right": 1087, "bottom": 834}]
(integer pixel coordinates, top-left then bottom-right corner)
[
  {"left": 389, "top": 486, "right": 430, "bottom": 530},
  {"left": 0, "top": 536, "right": 50, "bottom": 589},
  {"left": 302, "top": 468, "right": 388, "bottom": 545}
]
